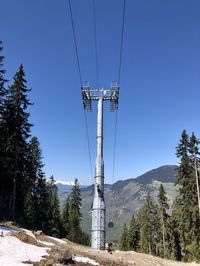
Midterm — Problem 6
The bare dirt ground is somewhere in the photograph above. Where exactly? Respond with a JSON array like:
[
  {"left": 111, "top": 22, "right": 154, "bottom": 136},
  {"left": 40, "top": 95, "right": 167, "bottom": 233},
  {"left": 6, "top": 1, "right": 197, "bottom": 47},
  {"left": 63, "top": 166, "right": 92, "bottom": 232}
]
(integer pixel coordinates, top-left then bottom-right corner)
[
  {"left": 4, "top": 224, "right": 198, "bottom": 266},
  {"left": 37, "top": 234, "right": 200, "bottom": 266}
]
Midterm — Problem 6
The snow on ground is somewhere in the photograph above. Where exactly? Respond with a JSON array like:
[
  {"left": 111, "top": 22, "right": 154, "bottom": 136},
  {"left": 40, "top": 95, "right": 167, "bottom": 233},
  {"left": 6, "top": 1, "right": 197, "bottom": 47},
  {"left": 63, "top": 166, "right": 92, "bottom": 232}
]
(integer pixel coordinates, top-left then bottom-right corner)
[
  {"left": 48, "top": 236, "right": 66, "bottom": 244},
  {"left": 37, "top": 240, "right": 55, "bottom": 247},
  {"left": 0, "top": 234, "right": 49, "bottom": 266},
  {"left": 0, "top": 226, "right": 15, "bottom": 236},
  {"left": 73, "top": 256, "right": 99, "bottom": 265}
]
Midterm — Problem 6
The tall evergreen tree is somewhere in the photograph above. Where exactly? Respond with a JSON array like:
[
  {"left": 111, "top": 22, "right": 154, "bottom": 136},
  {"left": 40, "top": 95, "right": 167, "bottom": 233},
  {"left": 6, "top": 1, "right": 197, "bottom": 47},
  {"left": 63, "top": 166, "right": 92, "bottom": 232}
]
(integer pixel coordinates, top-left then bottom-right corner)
[
  {"left": 158, "top": 184, "right": 169, "bottom": 257},
  {"left": 0, "top": 41, "right": 7, "bottom": 219},
  {"left": 169, "top": 200, "right": 182, "bottom": 261},
  {"left": 0, "top": 64, "right": 32, "bottom": 221},
  {"left": 138, "top": 193, "right": 161, "bottom": 255},
  {"left": 62, "top": 178, "right": 89, "bottom": 245},
  {"left": 175, "top": 130, "right": 200, "bottom": 261},
  {"left": 119, "top": 223, "right": 129, "bottom": 251},
  {"left": 24, "top": 136, "right": 48, "bottom": 229},
  {"left": 47, "top": 176, "right": 62, "bottom": 237},
  {"left": 189, "top": 132, "right": 200, "bottom": 220},
  {"left": 34, "top": 175, "right": 50, "bottom": 232},
  {"left": 0, "top": 41, "right": 7, "bottom": 102},
  {"left": 68, "top": 178, "right": 82, "bottom": 242},
  {"left": 128, "top": 214, "right": 140, "bottom": 251},
  {"left": 62, "top": 198, "right": 70, "bottom": 238}
]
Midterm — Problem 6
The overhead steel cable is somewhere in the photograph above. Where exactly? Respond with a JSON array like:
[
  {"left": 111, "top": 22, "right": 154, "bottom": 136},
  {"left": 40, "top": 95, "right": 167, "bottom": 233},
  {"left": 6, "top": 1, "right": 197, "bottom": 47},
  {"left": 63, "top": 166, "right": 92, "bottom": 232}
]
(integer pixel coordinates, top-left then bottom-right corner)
[
  {"left": 111, "top": 0, "right": 126, "bottom": 200},
  {"left": 117, "top": 0, "right": 126, "bottom": 85},
  {"left": 68, "top": 0, "right": 83, "bottom": 85},
  {"left": 84, "top": 111, "right": 93, "bottom": 180},
  {"left": 68, "top": 0, "right": 93, "bottom": 180},
  {"left": 93, "top": 0, "right": 99, "bottom": 89},
  {"left": 111, "top": 111, "right": 118, "bottom": 185}
]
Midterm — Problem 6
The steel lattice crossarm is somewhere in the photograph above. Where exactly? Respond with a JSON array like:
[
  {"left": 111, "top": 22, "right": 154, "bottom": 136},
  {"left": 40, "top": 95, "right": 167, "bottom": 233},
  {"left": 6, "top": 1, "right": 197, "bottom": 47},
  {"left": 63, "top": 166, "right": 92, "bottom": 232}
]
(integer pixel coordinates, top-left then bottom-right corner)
[{"left": 81, "top": 84, "right": 119, "bottom": 112}]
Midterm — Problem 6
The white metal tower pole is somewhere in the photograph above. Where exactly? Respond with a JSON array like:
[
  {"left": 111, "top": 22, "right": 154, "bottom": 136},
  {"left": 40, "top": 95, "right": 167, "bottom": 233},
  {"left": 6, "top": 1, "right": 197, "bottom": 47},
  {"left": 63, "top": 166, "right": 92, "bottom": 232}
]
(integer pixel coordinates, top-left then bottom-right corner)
[
  {"left": 81, "top": 85, "right": 119, "bottom": 250},
  {"left": 91, "top": 97, "right": 105, "bottom": 249}
]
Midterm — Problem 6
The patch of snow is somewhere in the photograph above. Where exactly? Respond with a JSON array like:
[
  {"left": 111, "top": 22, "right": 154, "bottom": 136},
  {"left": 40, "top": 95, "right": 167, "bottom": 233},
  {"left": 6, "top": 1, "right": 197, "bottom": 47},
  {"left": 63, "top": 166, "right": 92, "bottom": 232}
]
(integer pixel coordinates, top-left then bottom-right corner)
[
  {"left": 73, "top": 256, "right": 99, "bottom": 265},
  {"left": 0, "top": 235, "right": 49, "bottom": 266},
  {"left": 0, "top": 226, "right": 16, "bottom": 236},
  {"left": 37, "top": 240, "right": 55, "bottom": 247},
  {"left": 48, "top": 236, "right": 66, "bottom": 244}
]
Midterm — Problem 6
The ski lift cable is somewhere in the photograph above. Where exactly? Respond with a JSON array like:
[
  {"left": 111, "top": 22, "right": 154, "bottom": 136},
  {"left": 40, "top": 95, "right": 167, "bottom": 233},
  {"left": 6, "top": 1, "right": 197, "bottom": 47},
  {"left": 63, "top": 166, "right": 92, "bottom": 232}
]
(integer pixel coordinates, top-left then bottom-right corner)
[
  {"left": 110, "top": 0, "right": 126, "bottom": 231},
  {"left": 93, "top": 0, "right": 99, "bottom": 89},
  {"left": 68, "top": 0, "right": 83, "bottom": 86},
  {"left": 117, "top": 0, "right": 126, "bottom": 86},
  {"left": 68, "top": 0, "right": 94, "bottom": 182},
  {"left": 112, "top": 0, "right": 126, "bottom": 185}
]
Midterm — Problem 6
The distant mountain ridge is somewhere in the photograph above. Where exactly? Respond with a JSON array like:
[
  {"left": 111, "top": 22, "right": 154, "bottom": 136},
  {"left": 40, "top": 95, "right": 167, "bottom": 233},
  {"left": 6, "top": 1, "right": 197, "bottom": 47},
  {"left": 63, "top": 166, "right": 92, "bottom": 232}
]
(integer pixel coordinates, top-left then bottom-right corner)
[
  {"left": 134, "top": 165, "right": 177, "bottom": 184},
  {"left": 58, "top": 165, "right": 178, "bottom": 241}
]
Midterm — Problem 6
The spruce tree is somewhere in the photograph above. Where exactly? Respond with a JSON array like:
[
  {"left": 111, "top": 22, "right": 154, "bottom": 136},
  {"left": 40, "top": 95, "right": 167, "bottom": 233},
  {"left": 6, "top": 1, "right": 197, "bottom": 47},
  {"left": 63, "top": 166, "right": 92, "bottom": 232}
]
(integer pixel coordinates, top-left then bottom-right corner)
[
  {"left": 128, "top": 215, "right": 140, "bottom": 251},
  {"left": 47, "top": 176, "right": 62, "bottom": 237},
  {"left": 138, "top": 193, "right": 161, "bottom": 255},
  {"left": 24, "top": 136, "right": 47, "bottom": 229},
  {"left": 119, "top": 223, "right": 129, "bottom": 251},
  {"left": 24, "top": 190, "right": 34, "bottom": 228},
  {"left": 34, "top": 175, "right": 50, "bottom": 232},
  {"left": 169, "top": 200, "right": 182, "bottom": 261},
  {"left": 62, "top": 199, "right": 70, "bottom": 238},
  {"left": 0, "top": 41, "right": 7, "bottom": 219},
  {"left": 63, "top": 178, "right": 89, "bottom": 245},
  {"left": 0, "top": 64, "right": 32, "bottom": 221},
  {"left": 0, "top": 41, "right": 7, "bottom": 102},
  {"left": 187, "top": 132, "right": 200, "bottom": 260},
  {"left": 158, "top": 184, "right": 169, "bottom": 257},
  {"left": 175, "top": 130, "right": 200, "bottom": 261},
  {"left": 68, "top": 178, "right": 82, "bottom": 242}
]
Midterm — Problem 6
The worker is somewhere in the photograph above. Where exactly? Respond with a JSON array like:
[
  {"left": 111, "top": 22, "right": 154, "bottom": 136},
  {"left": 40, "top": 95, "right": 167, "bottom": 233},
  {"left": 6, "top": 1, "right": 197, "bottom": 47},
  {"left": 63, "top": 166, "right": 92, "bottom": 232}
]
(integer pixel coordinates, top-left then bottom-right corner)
[{"left": 107, "top": 242, "right": 113, "bottom": 254}]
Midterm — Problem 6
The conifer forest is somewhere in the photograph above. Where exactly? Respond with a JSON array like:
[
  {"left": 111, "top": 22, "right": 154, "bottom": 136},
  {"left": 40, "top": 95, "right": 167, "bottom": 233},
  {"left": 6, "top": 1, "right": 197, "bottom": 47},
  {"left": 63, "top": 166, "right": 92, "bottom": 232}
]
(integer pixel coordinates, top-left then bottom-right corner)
[
  {"left": 119, "top": 130, "right": 200, "bottom": 262},
  {"left": 0, "top": 42, "right": 89, "bottom": 246}
]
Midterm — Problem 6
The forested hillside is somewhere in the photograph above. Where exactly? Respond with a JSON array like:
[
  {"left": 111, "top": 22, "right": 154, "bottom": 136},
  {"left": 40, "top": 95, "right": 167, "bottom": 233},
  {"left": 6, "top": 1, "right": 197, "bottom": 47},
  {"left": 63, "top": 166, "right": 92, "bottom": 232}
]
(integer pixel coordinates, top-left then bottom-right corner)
[
  {"left": 119, "top": 131, "right": 200, "bottom": 262},
  {"left": 58, "top": 165, "right": 178, "bottom": 241}
]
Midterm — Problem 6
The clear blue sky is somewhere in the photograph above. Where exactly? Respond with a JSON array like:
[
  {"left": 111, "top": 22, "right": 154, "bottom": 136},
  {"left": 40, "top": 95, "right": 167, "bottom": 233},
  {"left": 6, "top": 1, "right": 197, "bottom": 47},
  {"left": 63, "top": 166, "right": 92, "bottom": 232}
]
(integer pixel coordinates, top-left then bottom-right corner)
[{"left": 1, "top": 0, "right": 200, "bottom": 184}]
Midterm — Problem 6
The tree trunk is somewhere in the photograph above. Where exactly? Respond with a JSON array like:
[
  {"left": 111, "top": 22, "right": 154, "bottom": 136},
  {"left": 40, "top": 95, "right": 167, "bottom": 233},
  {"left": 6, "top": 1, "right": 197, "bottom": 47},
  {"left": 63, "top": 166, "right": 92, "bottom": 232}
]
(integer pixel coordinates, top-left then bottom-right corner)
[
  {"left": 12, "top": 173, "right": 16, "bottom": 221},
  {"left": 161, "top": 213, "right": 166, "bottom": 257}
]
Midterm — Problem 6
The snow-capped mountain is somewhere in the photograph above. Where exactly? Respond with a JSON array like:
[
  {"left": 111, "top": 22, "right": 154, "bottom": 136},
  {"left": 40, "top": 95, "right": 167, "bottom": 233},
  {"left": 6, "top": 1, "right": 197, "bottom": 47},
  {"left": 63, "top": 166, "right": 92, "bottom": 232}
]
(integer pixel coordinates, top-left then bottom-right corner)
[
  {"left": 55, "top": 180, "right": 87, "bottom": 195},
  {"left": 55, "top": 180, "right": 75, "bottom": 186}
]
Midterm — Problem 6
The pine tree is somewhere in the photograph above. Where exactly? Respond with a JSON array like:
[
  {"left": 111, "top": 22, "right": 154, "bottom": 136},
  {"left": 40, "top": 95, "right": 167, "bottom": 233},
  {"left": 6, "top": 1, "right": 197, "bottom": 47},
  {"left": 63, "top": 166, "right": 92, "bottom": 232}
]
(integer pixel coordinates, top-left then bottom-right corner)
[
  {"left": 138, "top": 193, "right": 161, "bottom": 255},
  {"left": 128, "top": 215, "right": 140, "bottom": 251},
  {"left": 119, "top": 223, "right": 129, "bottom": 251},
  {"left": 62, "top": 178, "right": 89, "bottom": 245},
  {"left": 187, "top": 132, "right": 200, "bottom": 260},
  {"left": 0, "top": 41, "right": 7, "bottom": 219},
  {"left": 24, "top": 190, "right": 34, "bottom": 228},
  {"left": 0, "top": 64, "right": 32, "bottom": 221},
  {"left": 169, "top": 200, "right": 182, "bottom": 261},
  {"left": 34, "top": 175, "right": 50, "bottom": 232},
  {"left": 24, "top": 136, "right": 47, "bottom": 229},
  {"left": 68, "top": 178, "right": 82, "bottom": 242},
  {"left": 158, "top": 184, "right": 169, "bottom": 257},
  {"left": 47, "top": 176, "right": 62, "bottom": 237},
  {"left": 0, "top": 41, "right": 7, "bottom": 102},
  {"left": 62, "top": 199, "right": 70, "bottom": 238},
  {"left": 175, "top": 130, "right": 200, "bottom": 261},
  {"left": 189, "top": 132, "right": 200, "bottom": 220}
]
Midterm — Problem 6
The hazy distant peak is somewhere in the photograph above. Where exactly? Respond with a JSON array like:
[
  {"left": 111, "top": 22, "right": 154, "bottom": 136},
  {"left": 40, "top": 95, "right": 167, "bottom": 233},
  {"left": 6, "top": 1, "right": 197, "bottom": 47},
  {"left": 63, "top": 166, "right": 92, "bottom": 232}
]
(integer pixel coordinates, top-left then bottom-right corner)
[{"left": 55, "top": 180, "right": 75, "bottom": 186}]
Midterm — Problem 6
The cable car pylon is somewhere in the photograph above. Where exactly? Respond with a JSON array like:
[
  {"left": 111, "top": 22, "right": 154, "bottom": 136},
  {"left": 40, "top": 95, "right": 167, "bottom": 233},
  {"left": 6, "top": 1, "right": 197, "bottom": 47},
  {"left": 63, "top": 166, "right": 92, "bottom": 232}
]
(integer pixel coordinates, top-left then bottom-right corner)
[{"left": 82, "top": 84, "right": 119, "bottom": 250}]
